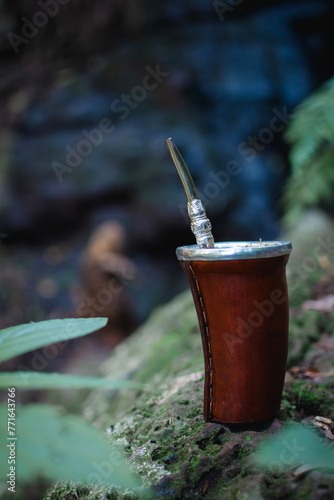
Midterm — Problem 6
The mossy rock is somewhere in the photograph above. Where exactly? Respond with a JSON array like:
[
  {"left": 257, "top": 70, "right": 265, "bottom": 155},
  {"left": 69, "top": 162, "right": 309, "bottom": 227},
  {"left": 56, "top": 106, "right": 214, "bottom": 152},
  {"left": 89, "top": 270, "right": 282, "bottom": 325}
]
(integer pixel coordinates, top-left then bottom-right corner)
[
  {"left": 47, "top": 220, "right": 334, "bottom": 500},
  {"left": 82, "top": 290, "right": 203, "bottom": 429}
]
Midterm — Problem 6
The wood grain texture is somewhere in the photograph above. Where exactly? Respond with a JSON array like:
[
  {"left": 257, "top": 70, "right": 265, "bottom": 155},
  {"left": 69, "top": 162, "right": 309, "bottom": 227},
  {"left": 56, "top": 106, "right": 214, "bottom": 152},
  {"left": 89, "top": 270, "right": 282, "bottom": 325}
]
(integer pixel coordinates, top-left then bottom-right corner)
[{"left": 180, "top": 255, "right": 290, "bottom": 423}]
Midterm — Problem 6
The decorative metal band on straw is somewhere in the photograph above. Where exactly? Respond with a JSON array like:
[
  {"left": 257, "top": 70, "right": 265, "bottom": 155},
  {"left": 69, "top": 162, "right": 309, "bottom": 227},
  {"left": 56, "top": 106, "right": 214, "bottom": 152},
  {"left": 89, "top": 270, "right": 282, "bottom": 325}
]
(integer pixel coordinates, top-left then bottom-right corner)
[{"left": 165, "top": 138, "right": 214, "bottom": 249}]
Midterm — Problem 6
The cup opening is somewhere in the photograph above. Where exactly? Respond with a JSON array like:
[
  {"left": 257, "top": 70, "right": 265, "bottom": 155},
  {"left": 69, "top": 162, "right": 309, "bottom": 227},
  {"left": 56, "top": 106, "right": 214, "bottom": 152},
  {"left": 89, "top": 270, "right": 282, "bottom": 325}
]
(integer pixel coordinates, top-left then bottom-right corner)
[{"left": 176, "top": 241, "right": 292, "bottom": 261}]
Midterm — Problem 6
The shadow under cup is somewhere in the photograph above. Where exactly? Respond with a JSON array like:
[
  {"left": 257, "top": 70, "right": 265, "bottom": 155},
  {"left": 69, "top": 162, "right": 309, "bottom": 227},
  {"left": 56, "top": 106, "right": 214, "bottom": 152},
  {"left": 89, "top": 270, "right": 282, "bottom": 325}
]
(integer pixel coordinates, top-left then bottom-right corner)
[{"left": 177, "top": 241, "right": 292, "bottom": 424}]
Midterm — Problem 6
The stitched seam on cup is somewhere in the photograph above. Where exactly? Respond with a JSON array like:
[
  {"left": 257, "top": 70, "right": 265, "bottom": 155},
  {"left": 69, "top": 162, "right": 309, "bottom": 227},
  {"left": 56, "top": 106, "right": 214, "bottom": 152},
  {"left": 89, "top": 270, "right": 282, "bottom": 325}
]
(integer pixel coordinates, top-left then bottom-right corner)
[{"left": 189, "top": 265, "right": 213, "bottom": 419}]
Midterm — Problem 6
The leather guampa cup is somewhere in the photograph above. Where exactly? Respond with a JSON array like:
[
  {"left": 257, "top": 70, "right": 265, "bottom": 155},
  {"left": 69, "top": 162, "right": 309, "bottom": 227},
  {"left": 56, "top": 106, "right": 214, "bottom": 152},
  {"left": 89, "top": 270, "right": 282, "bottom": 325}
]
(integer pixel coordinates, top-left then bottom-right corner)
[{"left": 177, "top": 241, "right": 292, "bottom": 424}]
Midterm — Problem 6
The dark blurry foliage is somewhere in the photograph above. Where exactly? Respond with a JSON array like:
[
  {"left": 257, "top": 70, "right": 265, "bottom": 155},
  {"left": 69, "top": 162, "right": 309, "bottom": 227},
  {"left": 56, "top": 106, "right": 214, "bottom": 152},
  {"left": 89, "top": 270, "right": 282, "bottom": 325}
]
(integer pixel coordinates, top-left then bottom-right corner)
[
  {"left": 284, "top": 76, "right": 334, "bottom": 225},
  {"left": 2, "top": 0, "right": 143, "bottom": 58},
  {"left": 0, "top": 0, "right": 144, "bottom": 127}
]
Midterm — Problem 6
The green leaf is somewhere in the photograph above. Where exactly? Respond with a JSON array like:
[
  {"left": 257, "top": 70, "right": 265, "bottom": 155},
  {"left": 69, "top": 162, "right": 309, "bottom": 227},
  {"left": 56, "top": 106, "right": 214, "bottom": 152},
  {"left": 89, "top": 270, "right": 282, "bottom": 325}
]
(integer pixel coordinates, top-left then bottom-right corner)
[
  {"left": 0, "top": 372, "right": 147, "bottom": 390},
  {"left": 254, "top": 424, "right": 334, "bottom": 470},
  {"left": 0, "top": 318, "right": 108, "bottom": 363},
  {"left": 0, "top": 404, "right": 140, "bottom": 489}
]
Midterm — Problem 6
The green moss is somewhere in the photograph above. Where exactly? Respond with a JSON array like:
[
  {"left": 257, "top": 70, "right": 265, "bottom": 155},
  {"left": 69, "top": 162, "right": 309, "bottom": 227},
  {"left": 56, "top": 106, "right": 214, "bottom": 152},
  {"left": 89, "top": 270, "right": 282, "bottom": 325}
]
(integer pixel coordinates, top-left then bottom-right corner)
[
  {"left": 213, "top": 477, "right": 234, "bottom": 500},
  {"left": 279, "top": 392, "right": 298, "bottom": 421},
  {"left": 285, "top": 379, "right": 334, "bottom": 418},
  {"left": 238, "top": 445, "right": 252, "bottom": 459},
  {"left": 44, "top": 482, "right": 118, "bottom": 500}
]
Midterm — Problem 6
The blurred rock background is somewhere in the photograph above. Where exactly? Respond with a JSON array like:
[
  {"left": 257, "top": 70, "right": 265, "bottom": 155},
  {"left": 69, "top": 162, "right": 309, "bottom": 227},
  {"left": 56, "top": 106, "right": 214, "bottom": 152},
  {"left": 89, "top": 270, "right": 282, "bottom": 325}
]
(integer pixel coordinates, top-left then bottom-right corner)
[{"left": 0, "top": 0, "right": 333, "bottom": 369}]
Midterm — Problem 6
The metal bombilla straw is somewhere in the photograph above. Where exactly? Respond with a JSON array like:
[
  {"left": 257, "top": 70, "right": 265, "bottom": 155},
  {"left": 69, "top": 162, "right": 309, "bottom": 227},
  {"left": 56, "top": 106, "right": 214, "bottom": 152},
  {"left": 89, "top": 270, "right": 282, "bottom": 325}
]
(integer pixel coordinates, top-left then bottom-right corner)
[{"left": 166, "top": 138, "right": 215, "bottom": 249}]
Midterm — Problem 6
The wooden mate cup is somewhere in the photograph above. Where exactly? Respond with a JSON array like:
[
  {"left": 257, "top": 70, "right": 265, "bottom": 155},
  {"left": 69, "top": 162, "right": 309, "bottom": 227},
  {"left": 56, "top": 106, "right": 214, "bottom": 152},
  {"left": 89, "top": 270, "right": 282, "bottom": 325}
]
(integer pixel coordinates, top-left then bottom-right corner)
[{"left": 177, "top": 241, "right": 292, "bottom": 423}]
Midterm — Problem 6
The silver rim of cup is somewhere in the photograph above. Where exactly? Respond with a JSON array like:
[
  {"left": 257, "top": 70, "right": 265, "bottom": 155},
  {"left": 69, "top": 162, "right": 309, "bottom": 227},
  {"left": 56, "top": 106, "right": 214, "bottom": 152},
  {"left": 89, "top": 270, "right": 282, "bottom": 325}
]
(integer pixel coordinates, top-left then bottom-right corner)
[{"left": 176, "top": 241, "right": 292, "bottom": 261}]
